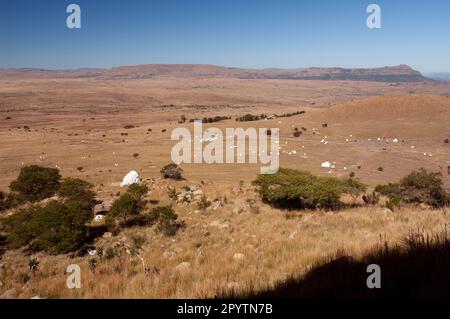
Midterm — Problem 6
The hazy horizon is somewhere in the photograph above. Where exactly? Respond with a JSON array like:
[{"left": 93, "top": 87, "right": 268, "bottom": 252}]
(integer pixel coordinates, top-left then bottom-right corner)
[{"left": 0, "top": 63, "right": 443, "bottom": 76}]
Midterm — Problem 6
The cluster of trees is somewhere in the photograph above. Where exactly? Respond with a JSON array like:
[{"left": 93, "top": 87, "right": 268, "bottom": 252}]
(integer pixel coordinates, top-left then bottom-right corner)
[
  {"left": 236, "top": 113, "right": 268, "bottom": 122},
  {"left": 2, "top": 168, "right": 96, "bottom": 254},
  {"left": 274, "top": 110, "right": 306, "bottom": 118},
  {"left": 0, "top": 165, "right": 184, "bottom": 256},
  {"left": 374, "top": 168, "right": 449, "bottom": 208},
  {"left": 253, "top": 167, "right": 449, "bottom": 211},
  {"left": 188, "top": 116, "right": 231, "bottom": 124}
]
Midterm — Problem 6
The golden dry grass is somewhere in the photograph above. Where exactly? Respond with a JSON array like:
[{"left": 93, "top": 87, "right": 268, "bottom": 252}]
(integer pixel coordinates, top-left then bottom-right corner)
[
  {"left": 1, "top": 77, "right": 450, "bottom": 298},
  {"left": 1, "top": 181, "right": 449, "bottom": 298}
]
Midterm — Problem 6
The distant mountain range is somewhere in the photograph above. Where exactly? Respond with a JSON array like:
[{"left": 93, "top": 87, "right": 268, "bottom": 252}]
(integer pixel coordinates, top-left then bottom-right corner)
[
  {"left": 0, "top": 64, "right": 431, "bottom": 82},
  {"left": 425, "top": 73, "right": 450, "bottom": 82}
]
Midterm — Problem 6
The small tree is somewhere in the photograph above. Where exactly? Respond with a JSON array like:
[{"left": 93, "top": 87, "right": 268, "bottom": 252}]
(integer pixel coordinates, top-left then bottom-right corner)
[
  {"left": 146, "top": 206, "right": 181, "bottom": 236},
  {"left": 160, "top": 164, "right": 183, "bottom": 180},
  {"left": 9, "top": 165, "right": 61, "bottom": 201},
  {"left": 105, "top": 193, "right": 143, "bottom": 227},
  {"left": 341, "top": 178, "right": 367, "bottom": 200},
  {"left": 126, "top": 183, "right": 148, "bottom": 199}
]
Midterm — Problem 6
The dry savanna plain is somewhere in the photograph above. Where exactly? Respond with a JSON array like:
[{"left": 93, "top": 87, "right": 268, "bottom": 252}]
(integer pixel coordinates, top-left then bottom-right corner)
[{"left": 1, "top": 72, "right": 450, "bottom": 298}]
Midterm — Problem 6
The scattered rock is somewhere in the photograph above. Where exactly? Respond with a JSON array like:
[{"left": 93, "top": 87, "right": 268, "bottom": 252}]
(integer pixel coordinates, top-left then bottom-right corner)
[
  {"left": 203, "top": 229, "right": 211, "bottom": 237},
  {"left": 189, "top": 185, "right": 200, "bottom": 192},
  {"left": 321, "top": 161, "right": 332, "bottom": 168},
  {"left": 177, "top": 190, "right": 193, "bottom": 203},
  {"left": 120, "top": 171, "right": 140, "bottom": 187},
  {"left": 209, "top": 200, "right": 223, "bottom": 211},
  {"left": 0, "top": 288, "right": 17, "bottom": 299},
  {"left": 175, "top": 262, "right": 191, "bottom": 272},
  {"left": 94, "top": 199, "right": 113, "bottom": 214},
  {"left": 192, "top": 189, "right": 204, "bottom": 199},
  {"left": 233, "top": 253, "right": 245, "bottom": 262},
  {"left": 102, "top": 232, "right": 113, "bottom": 238},
  {"left": 93, "top": 214, "right": 105, "bottom": 222},
  {"left": 209, "top": 220, "right": 229, "bottom": 229}
]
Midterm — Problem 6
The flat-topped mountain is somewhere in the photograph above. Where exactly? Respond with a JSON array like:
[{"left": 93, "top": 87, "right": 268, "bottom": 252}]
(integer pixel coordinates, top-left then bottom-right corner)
[{"left": 0, "top": 64, "right": 430, "bottom": 82}]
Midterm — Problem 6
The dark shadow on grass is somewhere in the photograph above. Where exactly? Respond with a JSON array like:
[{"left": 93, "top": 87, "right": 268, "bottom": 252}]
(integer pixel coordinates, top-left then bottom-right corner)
[
  {"left": 224, "top": 230, "right": 450, "bottom": 299},
  {"left": 0, "top": 233, "right": 6, "bottom": 257}
]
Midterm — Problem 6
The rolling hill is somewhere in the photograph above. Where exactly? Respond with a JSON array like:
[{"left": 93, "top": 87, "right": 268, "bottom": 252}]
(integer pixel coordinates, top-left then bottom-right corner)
[{"left": 0, "top": 64, "right": 430, "bottom": 82}]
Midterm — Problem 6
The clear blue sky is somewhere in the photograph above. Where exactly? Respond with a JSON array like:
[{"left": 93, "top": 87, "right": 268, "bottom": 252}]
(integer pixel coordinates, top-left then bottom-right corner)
[{"left": 1, "top": 0, "right": 449, "bottom": 73}]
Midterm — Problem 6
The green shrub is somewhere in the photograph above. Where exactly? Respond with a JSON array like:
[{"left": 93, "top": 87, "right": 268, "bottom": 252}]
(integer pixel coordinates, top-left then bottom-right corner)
[
  {"left": 236, "top": 114, "right": 267, "bottom": 122},
  {"left": 341, "top": 178, "right": 367, "bottom": 200},
  {"left": 0, "top": 191, "right": 5, "bottom": 210},
  {"left": 57, "top": 178, "right": 96, "bottom": 208},
  {"left": 375, "top": 168, "right": 449, "bottom": 208},
  {"left": 253, "top": 168, "right": 366, "bottom": 210},
  {"left": 126, "top": 183, "right": 148, "bottom": 199},
  {"left": 9, "top": 165, "right": 61, "bottom": 201},
  {"left": 3, "top": 201, "right": 92, "bottom": 254},
  {"left": 385, "top": 196, "right": 401, "bottom": 211},
  {"left": 27, "top": 256, "right": 39, "bottom": 273},
  {"left": 160, "top": 163, "right": 183, "bottom": 180},
  {"left": 197, "top": 196, "right": 211, "bottom": 210},
  {"left": 167, "top": 187, "right": 178, "bottom": 200},
  {"left": 400, "top": 169, "right": 448, "bottom": 207},
  {"left": 105, "top": 193, "right": 141, "bottom": 227},
  {"left": 145, "top": 206, "right": 182, "bottom": 236}
]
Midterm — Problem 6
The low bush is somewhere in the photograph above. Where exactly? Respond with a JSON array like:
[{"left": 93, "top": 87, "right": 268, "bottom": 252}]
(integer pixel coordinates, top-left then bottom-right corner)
[
  {"left": 0, "top": 192, "right": 27, "bottom": 212},
  {"left": 105, "top": 193, "right": 142, "bottom": 227},
  {"left": 126, "top": 183, "right": 148, "bottom": 199},
  {"left": 145, "top": 206, "right": 182, "bottom": 236},
  {"left": 167, "top": 187, "right": 178, "bottom": 200},
  {"left": 293, "top": 130, "right": 302, "bottom": 137},
  {"left": 160, "top": 164, "right": 183, "bottom": 180},
  {"left": 253, "top": 168, "right": 367, "bottom": 210},
  {"left": 197, "top": 196, "right": 211, "bottom": 210}
]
